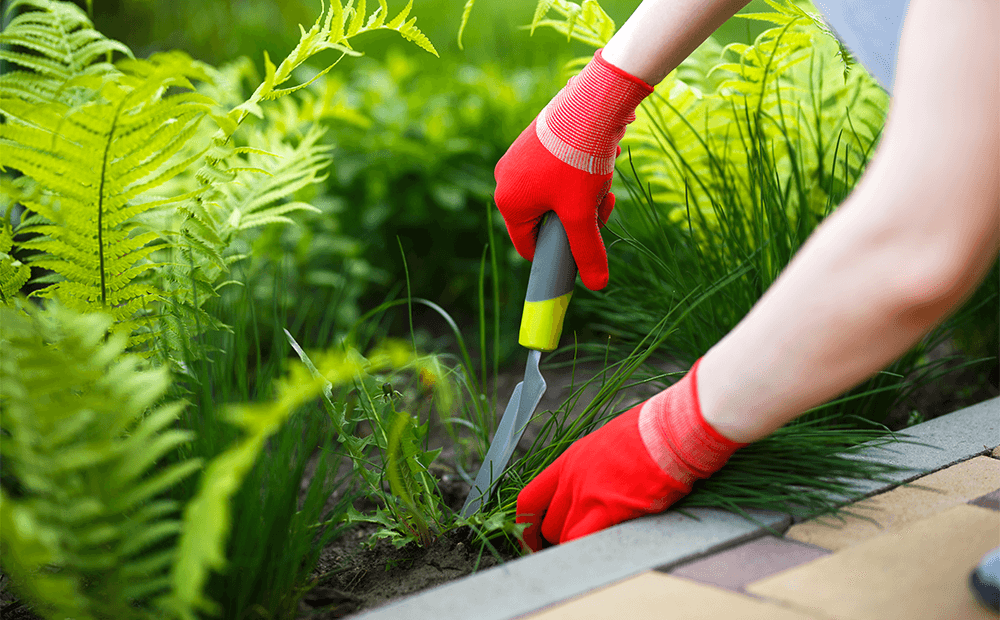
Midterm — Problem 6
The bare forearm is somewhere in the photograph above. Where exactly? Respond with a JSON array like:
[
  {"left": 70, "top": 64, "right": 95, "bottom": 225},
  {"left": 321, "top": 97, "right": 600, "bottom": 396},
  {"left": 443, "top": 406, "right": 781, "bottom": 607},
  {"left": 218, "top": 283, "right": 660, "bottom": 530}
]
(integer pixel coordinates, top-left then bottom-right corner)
[
  {"left": 699, "top": 186, "right": 998, "bottom": 443},
  {"left": 602, "top": 0, "right": 751, "bottom": 84},
  {"left": 697, "top": 0, "right": 999, "bottom": 443}
]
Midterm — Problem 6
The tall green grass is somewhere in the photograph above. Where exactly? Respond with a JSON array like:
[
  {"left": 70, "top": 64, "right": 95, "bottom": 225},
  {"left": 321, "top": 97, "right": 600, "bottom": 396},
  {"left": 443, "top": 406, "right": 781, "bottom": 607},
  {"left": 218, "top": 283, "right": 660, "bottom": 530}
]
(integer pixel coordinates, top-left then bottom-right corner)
[
  {"left": 577, "top": 1, "right": 996, "bottom": 425},
  {"left": 161, "top": 264, "right": 356, "bottom": 619}
]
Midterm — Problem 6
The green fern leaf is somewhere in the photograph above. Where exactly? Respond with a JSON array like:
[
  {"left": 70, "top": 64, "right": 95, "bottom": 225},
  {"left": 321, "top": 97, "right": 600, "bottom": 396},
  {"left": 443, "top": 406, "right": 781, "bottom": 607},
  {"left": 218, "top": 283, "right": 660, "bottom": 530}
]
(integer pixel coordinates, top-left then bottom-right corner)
[
  {"left": 347, "top": 0, "right": 367, "bottom": 36},
  {"left": 396, "top": 18, "right": 438, "bottom": 56},
  {"left": 531, "top": 0, "right": 556, "bottom": 34},
  {"left": 0, "top": 219, "right": 30, "bottom": 302},
  {"left": 1, "top": 4, "right": 215, "bottom": 348},
  {"left": 0, "top": 301, "right": 201, "bottom": 619},
  {"left": 528, "top": 0, "right": 615, "bottom": 47},
  {"left": 386, "top": 0, "right": 411, "bottom": 28},
  {"left": 0, "top": 0, "right": 131, "bottom": 83}
]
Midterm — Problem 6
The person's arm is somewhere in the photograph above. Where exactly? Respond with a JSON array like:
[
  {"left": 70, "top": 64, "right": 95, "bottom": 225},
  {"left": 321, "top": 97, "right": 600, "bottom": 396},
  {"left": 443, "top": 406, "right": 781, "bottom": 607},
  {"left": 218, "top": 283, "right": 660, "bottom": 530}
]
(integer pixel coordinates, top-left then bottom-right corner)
[
  {"left": 698, "top": 0, "right": 999, "bottom": 443},
  {"left": 515, "top": 0, "right": 998, "bottom": 550},
  {"left": 602, "top": 0, "right": 751, "bottom": 84}
]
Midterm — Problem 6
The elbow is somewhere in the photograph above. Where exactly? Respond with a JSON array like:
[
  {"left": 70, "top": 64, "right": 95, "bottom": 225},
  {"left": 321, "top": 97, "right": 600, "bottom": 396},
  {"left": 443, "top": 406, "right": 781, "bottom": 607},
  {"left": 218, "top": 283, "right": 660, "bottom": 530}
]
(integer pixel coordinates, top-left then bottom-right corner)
[{"left": 893, "top": 225, "right": 999, "bottom": 330}]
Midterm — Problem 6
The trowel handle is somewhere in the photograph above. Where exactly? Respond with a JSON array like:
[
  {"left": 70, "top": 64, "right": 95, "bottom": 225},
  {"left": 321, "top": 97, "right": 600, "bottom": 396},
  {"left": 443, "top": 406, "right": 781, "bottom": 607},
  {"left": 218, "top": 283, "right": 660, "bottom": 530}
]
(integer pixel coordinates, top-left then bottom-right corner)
[{"left": 518, "top": 213, "right": 578, "bottom": 351}]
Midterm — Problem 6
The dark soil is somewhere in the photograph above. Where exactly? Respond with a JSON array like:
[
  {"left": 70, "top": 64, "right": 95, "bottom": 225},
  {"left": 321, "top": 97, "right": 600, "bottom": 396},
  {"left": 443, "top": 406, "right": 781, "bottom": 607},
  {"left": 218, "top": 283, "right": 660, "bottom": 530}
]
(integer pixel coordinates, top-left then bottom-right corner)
[
  {"left": 298, "top": 524, "right": 520, "bottom": 618},
  {"left": 296, "top": 470, "right": 522, "bottom": 619}
]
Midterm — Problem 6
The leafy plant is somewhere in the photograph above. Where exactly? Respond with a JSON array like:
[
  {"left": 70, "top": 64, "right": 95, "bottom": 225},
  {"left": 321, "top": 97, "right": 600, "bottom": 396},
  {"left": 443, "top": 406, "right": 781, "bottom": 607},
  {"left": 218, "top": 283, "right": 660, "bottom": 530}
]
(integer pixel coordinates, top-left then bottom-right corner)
[
  {"left": 0, "top": 0, "right": 438, "bottom": 358},
  {"left": 0, "top": 296, "right": 393, "bottom": 619},
  {"left": 0, "top": 300, "right": 201, "bottom": 619},
  {"left": 0, "top": 0, "right": 213, "bottom": 349},
  {"left": 284, "top": 333, "right": 457, "bottom": 550}
]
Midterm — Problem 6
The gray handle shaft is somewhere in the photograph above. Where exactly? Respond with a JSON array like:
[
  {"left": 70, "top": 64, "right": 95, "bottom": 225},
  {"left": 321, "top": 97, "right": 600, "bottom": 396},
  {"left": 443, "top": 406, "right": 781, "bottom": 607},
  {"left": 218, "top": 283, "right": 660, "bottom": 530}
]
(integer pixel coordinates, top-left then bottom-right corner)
[{"left": 525, "top": 213, "right": 577, "bottom": 302}]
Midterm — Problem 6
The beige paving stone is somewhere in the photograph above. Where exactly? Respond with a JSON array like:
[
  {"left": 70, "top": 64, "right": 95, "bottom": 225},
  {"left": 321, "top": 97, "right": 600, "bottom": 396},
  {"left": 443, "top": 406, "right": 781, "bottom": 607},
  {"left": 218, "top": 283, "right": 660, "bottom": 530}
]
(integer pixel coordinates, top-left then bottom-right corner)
[
  {"left": 992, "top": 445, "right": 1000, "bottom": 459},
  {"left": 787, "top": 456, "right": 1000, "bottom": 550},
  {"left": 747, "top": 504, "right": 1000, "bottom": 620},
  {"left": 520, "top": 572, "right": 825, "bottom": 620}
]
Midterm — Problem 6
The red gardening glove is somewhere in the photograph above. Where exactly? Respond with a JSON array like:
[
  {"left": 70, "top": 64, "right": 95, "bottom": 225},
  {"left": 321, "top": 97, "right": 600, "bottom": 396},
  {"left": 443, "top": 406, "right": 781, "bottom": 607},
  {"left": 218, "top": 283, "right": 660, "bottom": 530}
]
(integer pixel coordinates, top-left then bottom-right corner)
[
  {"left": 494, "top": 49, "right": 653, "bottom": 291},
  {"left": 515, "top": 359, "right": 747, "bottom": 551}
]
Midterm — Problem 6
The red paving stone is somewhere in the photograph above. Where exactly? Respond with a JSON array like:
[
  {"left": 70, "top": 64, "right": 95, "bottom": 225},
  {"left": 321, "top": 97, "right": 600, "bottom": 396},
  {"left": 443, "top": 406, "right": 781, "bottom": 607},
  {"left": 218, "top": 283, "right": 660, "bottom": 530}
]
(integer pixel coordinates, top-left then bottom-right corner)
[
  {"left": 969, "top": 488, "right": 1000, "bottom": 511},
  {"left": 664, "top": 535, "right": 831, "bottom": 592}
]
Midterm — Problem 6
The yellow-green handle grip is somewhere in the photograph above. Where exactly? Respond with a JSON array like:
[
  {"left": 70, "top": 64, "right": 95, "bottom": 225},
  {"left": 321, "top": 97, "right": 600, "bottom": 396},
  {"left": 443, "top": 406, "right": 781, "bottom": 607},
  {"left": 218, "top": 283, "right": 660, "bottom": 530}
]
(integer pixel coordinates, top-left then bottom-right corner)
[{"left": 518, "top": 213, "right": 578, "bottom": 351}]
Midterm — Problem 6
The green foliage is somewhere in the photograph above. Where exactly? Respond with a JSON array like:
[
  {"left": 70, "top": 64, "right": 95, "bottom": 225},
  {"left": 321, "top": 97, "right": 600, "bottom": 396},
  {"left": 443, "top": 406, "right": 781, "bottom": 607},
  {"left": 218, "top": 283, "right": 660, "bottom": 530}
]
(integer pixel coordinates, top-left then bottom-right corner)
[
  {"left": 162, "top": 344, "right": 364, "bottom": 618},
  {"left": 235, "top": 50, "right": 557, "bottom": 338},
  {"left": 0, "top": 217, "right": 30, "bottom": 301},
  {"left": 0, "top": 298, "right": 367, "bottom": 620},
  {"left": 206, "top": 410, "right": 352, "bottom": 619},
  {"left": 317, "top": 51, "right": 553, "bottom": 307},
  {"left": 1, "top": 0, "right": 215, "bottom": 348},
  {"left": 151, "top": 272, "right": 359, "bottom": 620},
  {"left": 529, "top": 0, "right": 617, "bottom": 47},
  {"left": 1, "top": 0, "right": 439, "bottom": 358},
  {"left": 285, "top": 334, "right": 457, "bottom": 549},
  {"left": 625, "top": 10, "right": 886, "bottom": 233},
  {"left": 0, "top": 301, "right": 202, "bottom": 619}
]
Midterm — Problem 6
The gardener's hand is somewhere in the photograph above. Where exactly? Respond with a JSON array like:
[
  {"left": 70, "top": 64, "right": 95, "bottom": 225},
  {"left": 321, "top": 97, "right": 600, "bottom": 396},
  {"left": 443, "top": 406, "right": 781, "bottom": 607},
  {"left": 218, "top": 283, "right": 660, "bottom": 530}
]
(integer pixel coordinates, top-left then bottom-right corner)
[
  {"left": 494, "top": 49, "right": 653, "bottom": 291},
  {"left": 515, "top": 359, "right": 746, "bottom": 551}
]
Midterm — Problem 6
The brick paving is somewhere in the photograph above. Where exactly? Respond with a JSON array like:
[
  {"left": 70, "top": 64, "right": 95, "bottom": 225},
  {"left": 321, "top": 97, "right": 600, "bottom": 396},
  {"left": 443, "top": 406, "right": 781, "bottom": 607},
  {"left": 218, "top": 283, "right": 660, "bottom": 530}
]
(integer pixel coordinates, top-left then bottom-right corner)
[{"left": 521, "top": 453, "right": 1000, "bottom": 620}]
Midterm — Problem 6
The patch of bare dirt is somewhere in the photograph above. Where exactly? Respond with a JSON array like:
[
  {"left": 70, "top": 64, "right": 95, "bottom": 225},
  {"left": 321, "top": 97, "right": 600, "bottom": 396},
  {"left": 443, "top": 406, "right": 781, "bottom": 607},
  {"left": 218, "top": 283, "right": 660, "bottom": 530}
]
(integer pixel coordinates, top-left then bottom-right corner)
[{"left": 298, "top": 524, "right": 519, "bottom": 619}]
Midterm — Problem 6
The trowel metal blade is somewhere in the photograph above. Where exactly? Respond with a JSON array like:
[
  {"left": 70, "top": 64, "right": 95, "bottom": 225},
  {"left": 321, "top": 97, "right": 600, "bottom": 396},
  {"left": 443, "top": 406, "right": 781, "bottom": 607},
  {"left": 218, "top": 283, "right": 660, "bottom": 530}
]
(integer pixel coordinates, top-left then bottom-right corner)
[{"left": 460, "top": 349, "right": 546, "bottom": 517}]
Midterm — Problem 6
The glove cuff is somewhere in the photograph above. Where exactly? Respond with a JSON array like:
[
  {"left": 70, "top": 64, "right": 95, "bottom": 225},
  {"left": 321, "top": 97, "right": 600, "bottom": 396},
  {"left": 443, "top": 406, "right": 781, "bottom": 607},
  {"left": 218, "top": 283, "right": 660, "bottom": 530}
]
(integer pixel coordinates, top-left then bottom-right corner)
[
  {"left": 638, "top": 358, "right": 748, "bottom": 487},
  {"left": 535, "top": 48, "right": 654, "bottom": 175}
]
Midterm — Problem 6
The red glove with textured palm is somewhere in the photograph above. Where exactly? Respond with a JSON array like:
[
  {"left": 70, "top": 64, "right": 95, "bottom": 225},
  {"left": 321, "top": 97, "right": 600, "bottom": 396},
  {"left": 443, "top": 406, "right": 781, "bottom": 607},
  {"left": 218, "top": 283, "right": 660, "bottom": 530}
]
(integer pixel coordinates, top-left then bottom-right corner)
[
  {"left": 515, "top": 359, "right": 747, "bottom": 551},
  {"left": 494, "top": 49, "right": 653, "bottom": 291}
]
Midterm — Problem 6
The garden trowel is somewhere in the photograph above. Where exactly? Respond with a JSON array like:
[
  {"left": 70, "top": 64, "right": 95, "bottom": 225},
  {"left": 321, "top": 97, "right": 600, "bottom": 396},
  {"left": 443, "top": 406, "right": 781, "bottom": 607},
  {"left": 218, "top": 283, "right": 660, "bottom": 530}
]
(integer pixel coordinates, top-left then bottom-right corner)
[{"left": 461, "top": 212, "right": 577, "bottom": 517}]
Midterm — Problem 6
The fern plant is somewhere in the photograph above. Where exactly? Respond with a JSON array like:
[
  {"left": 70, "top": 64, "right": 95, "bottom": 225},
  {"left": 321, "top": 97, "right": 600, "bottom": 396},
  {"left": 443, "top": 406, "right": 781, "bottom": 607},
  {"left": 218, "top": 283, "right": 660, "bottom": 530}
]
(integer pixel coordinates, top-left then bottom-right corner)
[
  {"left": 0, "top": 300, "right": 202, "bottom": 619},
  {"left": 1, "top": 0, "right": 216, "bottom": 348},
  {"left": 1, "top": 0, "right": 438, "bottom": 357},
  {"left": 0, "top": 299, "right": 373, "bottom": 619}
]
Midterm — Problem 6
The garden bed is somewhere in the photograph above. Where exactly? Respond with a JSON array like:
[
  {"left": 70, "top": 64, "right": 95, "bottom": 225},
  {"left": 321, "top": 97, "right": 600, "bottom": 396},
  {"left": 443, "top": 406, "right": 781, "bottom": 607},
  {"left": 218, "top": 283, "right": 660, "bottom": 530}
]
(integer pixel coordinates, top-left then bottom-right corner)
[
  {"left": 2, "top": 351, "right": 994, "bottom": 620},
  {"left": 289, "top": 353, "right": 997, "bottom": 619}
]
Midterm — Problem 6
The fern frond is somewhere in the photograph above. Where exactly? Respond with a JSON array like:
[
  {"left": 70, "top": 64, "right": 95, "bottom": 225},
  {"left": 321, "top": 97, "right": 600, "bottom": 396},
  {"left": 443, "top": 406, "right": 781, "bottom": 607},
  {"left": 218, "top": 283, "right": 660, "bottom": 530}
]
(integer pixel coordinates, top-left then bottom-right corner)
[
  {"left": 528, "top": 0, "right": 615, "bottom": 47},
  {"left": 456, "top": 0, "right": 476, "bottom": 50},
  {"left": 229, "top": 0, "right": 436, "bottom": 128},
  {"left": 0, "top": 0, "right": 131, "bottom": 83},
  {"left": 1, "top": 2, "right": 215, "bottom": 348},
  {"left": 219, "top": 126, "right": 331, "bottom": 232},
  {"left": 0, "top": 301, "right": 200, "bottom": 619},
  {"left": 0, "top": 217, "right": 30, "bottom": 302}
]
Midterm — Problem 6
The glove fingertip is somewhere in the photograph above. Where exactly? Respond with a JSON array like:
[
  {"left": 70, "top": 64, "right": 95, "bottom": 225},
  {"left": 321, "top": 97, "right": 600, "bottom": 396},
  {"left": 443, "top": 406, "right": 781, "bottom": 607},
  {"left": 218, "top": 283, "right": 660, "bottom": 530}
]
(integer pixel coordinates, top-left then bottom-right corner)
[{"left": 582, "top": 266, "right": 609, "bottom": 291}]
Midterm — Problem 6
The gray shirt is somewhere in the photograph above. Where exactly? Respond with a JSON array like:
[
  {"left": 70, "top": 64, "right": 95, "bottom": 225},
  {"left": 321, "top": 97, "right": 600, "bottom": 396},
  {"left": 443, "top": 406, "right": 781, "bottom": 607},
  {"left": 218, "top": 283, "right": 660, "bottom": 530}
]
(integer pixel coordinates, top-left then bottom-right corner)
[{"left": 811, "top": 0, "right": 911, "bottom": 94}]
